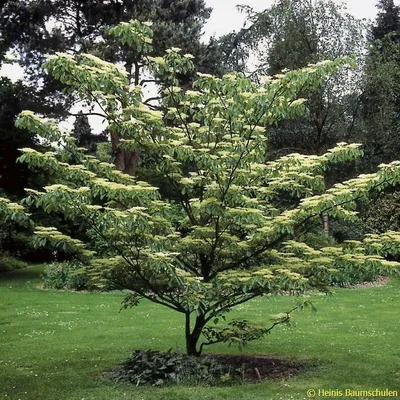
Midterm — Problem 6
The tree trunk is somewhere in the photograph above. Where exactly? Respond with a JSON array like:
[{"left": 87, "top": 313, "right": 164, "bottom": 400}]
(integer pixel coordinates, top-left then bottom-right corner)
[
  {"left": 108, "top": 60, "right": 141, "bottom": 176},
  {"left": 123, "top": 148, "right": 140, "bottom": 176},
  {"left": 110, "top": 131, "right": 124, "bottom": 170},
  {"left": 185, "top": 312, "right": 205, "bottom": 356},
  {"left": 322, "top": 212, "right": 329, "bottom": 234},
  {"left": 110, "top": 121, "right": 139, "bottom": 176}
]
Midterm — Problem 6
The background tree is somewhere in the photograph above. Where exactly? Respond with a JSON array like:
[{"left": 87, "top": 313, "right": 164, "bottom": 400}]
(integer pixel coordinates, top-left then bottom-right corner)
[
  {"left": 241, "top": 0, "right": 366, "bottom": 157},
  {"left": 72, "top": 111, "right": 108, "bottom": 154},
  {"left": 10, "top": 20, "right": 400, "bottom": 356},
  {"left": 233, "top": 0, "right": 367, "bottom": 236},
  {"left": 0, "top": 196, "right": 33, "bottom": 273},
  {"left": 363, "top": 189, "right": 400, "bottom": 236},
  {"left": 0, "top": 0, "right": 227, "bottom": 176},
  {"left": 0, "top": 1, "right": 236, "bottom": 264},
  {"left": 355, "top": 0, "right": 400, "bottom": 240},
  {"left": 0, "top": 77, "right": 39, "bottom": 197},
  {"left": 0, "top": 0, "right": 219, "bottom": 79},
  {"left": 358, "top": 0, "right": 400, "bottom": 170},
  {"left": 371, "top": 0, "right": 400, "bottom": 40}
]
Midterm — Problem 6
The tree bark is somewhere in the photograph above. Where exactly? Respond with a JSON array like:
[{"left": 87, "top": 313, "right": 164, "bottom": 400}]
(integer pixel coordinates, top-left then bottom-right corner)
[
  {"left": 185, "top": 313, "right": 205, "bottom": 356},
  {"left": 110, "top": 130, "right": 126, "bottom": 172},
  {"left": 123, "top": 148, "right": 140, "bottom": 176},
  {"left": 109, "top": 67, "right": 141, "bottom": 176},
  {"left": 108, "top": 60, "right": 142, "bottom": 176},
  {"left": 322, "top": 212, "right": 329, "bottom": 234}
]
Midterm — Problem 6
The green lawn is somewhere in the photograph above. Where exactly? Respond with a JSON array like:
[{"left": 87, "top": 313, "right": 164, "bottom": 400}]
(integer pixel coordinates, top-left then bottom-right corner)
[{"left": 0, "top": 266, "right": 399, "bottom": 400}]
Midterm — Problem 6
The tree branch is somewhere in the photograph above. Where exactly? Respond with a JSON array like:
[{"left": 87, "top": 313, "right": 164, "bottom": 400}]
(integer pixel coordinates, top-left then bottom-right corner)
[{"left": 68, "top": 111, "right": 107, "bottom": 119}]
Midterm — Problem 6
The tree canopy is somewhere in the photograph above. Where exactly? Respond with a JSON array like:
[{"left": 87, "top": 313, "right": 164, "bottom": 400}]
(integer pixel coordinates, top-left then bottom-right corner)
[{"left": 2, "top": 19, "right": 400, "bottom": 356}]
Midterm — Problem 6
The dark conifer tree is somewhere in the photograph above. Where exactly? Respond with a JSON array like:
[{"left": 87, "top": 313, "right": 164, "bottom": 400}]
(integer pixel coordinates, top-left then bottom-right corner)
[{"left": 0, "top": 0, "right": 226, "bottom": 176}]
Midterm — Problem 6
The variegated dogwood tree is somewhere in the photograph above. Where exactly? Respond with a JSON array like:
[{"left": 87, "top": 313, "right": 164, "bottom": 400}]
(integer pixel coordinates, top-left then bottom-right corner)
[{"left": 4, "top": 20, "right": 400, "bottom": 356}]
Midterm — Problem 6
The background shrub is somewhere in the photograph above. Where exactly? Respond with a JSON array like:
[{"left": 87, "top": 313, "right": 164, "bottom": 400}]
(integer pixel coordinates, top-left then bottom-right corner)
[
  {"left": 0, "top": 255, "right": 28, "bottom": 274},
  {"left": 42, "top": 261, "right": 89, "bottom": 290},
  {"left": 330, "top": 218, "right": 367, "bottom": 242},
  {"left": 330, "top": 262, "right": 382, "bottom": 287},
  {"left": 302, "top": 229, "right": 337, "bottom": 249},
  {"left": 363, "top": 190, "right": 400, "bottom": 234}
]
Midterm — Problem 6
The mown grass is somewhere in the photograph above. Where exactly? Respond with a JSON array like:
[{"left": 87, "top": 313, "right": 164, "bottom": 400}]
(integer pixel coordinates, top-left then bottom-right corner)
[{"left": 0, "top": 265, "right": 399, "bottom": 400}]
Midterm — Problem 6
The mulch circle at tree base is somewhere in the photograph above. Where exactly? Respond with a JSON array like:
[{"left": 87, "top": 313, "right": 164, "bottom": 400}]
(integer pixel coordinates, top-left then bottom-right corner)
[
  {"left": 105, "top": 350, "right": 308, "bottom": 386},
  {"left": 208, "top": 354, "right": 306, "bottom": 382}
]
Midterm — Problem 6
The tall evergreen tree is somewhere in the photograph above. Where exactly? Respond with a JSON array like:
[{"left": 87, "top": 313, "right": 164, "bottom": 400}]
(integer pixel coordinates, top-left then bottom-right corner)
[
  {"left": 371, "top": 0, "right": 400, "bottom": 41},
  {"left": 0, "top": 0, "right": 225, "bottom": 176},
  {"left": 72, "top": 111, "right": 108, "bottom": 154},
  {"left": 0, "top": 0, "right": 218, "bottom": 77},
  {"left": 0, "top": 77, "right": 42, "bottom": 197}
]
